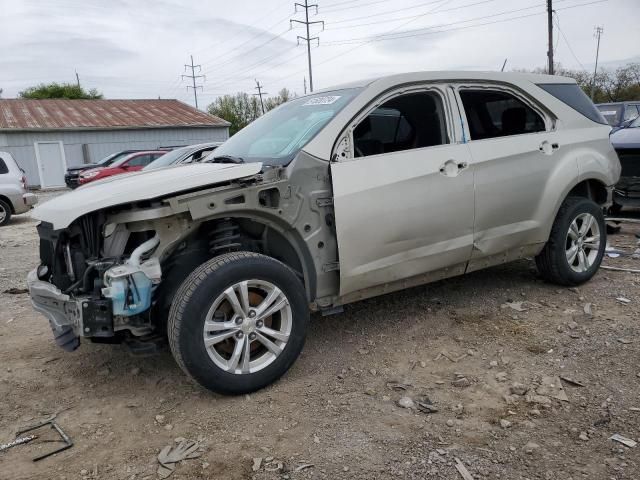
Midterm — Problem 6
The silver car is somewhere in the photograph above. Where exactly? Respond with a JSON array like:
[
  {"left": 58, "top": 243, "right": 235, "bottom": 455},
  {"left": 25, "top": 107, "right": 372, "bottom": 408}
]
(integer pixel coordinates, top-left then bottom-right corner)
[
  {"left": 27, "top": 72, "right": 619, "bottom": 394},
  {"left": 0, "top": 152, "right": 37, "bottom": 226}
]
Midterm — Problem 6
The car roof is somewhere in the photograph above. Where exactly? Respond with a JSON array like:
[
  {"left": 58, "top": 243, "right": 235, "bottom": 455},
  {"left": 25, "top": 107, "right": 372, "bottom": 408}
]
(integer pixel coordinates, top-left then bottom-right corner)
[{"left": 313, "top": 70, "right": 575, "bottom": 94}]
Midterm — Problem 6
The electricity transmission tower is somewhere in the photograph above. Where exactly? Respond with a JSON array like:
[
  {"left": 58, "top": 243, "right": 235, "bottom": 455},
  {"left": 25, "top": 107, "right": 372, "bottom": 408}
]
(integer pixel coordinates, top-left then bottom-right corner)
[
  {"left": 290, "top": 0, "right": 324, "bottom": 93},
  {"left": 591, "top": 26, "right": 604, "bottom": 100},
  {"left": 253, "top": 79, "right": 268, "bottom": 114},
  {"left": 182, "top": 55, "right": 205, "bottom": 109}
]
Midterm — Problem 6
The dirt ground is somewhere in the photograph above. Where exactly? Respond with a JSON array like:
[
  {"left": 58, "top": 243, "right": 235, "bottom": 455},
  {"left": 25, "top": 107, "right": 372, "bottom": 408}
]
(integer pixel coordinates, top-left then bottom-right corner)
[{"left": 0, "top": 191, "right": 639, "bottom": 480}]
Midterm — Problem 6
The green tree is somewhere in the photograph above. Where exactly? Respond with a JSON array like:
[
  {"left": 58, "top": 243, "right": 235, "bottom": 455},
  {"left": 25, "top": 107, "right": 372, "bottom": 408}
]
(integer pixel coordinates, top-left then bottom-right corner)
[
  {"left": 207, "top": 88, "right": 296, "bottom": 135},
  {"left": 19, "top": 82, "right": 103, "bottom": 99}
]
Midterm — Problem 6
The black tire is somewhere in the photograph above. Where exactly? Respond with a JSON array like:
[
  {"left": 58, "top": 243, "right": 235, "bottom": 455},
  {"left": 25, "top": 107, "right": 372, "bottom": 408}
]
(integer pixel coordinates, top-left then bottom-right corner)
[
  {"left": 0, "top": 199, "right": 12, "bottom": 227},
  {"left": 535, "top": 197, "right": 606, "bottom": 286},
  {"left": 168, "top": 252, "right": 309, "bottom": 395}
]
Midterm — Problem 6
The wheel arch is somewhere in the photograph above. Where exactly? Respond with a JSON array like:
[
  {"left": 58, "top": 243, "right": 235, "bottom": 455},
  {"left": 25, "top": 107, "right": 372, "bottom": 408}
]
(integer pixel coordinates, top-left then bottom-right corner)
[
  {"left": 0, "top": 194, "right": 15, "bottom": 214},
  {"left": 161, "top": 211, "right": 318, "bottom": 304}
]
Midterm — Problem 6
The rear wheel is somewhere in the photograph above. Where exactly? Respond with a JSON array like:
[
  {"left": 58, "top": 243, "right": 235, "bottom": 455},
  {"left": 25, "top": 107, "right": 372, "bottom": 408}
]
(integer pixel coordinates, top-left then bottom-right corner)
[
  {"left": 0, "top": 199, "right": 12, "bottom": 226},
  {"left": 535, "top": 197, "right": 606, "bottom": 286},
  {"left": 168, "top": 252, "right": 309, "bottom": 395}
]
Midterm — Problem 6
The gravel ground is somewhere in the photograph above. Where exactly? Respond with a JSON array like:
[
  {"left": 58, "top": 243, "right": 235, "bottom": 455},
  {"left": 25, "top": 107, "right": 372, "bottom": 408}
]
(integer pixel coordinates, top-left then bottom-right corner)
[{"left": 0, "top": 191, "right": 639, "bottom": 480}]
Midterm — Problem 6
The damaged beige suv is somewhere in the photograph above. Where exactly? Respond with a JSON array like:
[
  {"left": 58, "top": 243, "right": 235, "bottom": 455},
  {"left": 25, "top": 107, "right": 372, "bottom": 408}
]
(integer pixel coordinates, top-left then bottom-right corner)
[{"left": 28, "top": 72, "right": 619, "bottom": 394}]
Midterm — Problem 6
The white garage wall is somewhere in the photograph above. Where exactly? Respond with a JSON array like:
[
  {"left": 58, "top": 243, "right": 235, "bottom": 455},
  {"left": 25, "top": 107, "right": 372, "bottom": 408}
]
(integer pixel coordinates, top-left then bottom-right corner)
[{"left": 1, "top": 126, "right": 229, "bottom": 187}]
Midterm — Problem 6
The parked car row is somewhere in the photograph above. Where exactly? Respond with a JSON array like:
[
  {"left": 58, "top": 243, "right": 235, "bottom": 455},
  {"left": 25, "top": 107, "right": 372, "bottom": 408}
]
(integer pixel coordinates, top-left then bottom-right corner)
[
  {"left": 66, "top": 142, "right": 223, "bottom": 187},
  {"left": 0, "top": 152, "right": 38, "bottom": 226}
]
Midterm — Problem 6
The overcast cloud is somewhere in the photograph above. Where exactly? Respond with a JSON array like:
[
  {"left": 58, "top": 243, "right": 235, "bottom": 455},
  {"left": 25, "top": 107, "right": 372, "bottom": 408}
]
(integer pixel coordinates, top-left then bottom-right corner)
[{"left": 1, "top": 0, "right": 638, "bottom": 108}]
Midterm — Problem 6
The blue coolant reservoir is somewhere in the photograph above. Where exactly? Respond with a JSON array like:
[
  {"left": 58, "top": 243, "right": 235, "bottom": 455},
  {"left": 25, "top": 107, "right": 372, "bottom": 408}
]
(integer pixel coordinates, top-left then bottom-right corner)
[{"left": 102, "top": 266, "right": 156, "bottom": 316}]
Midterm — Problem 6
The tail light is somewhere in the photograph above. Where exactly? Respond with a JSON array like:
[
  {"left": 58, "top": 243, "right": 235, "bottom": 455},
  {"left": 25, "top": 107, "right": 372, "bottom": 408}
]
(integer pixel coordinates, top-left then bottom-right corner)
[{"left": 21, "top": 175, "right": 28, "bottom": 190}]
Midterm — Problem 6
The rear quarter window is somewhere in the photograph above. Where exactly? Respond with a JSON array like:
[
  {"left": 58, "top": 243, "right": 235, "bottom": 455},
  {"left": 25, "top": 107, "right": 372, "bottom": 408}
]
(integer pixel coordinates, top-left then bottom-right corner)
[
  {"left": 538, "top": 83, "right": 608, "bottom": 125},
  {"left": 0, "top": 158, "right": 8, "bottom": 175}
]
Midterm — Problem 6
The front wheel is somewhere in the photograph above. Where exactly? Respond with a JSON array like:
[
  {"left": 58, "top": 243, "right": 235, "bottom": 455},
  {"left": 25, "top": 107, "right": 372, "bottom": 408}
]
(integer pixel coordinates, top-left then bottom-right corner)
[
  {"left": 168, "top": 252, "right": 309, "bottom": 395},
  {"left": 535, "top": 197, "right": 606, "bottom": 286}
]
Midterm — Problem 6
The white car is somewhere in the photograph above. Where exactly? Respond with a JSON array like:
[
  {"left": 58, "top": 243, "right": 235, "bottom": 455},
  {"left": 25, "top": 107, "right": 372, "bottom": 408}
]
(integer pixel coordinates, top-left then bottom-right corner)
[
  {"left": 28, "top": 71, "right": 619, "bottom": 394},
  {"left": 0, "top": 152, "right": 37, "bottom": 226}
]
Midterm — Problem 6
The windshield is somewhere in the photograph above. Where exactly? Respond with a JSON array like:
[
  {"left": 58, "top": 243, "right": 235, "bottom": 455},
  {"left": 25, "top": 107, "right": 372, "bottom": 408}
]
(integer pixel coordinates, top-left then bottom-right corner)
[
  {"left": 207, "top": 88, "right": 361, "bottom": 166},
  {"left": 97, "top": 151, "right": 129, "bottom": 166},
  {"left": 597, "top": 105, "right": 623, "bottom": 126},
  {"left": 143, "top": 146, "right": 190, "bottom": 170}
]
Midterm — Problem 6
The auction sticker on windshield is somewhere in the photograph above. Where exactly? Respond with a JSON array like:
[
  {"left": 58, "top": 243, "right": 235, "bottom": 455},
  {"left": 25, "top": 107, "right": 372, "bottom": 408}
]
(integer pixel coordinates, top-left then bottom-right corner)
[{"left": 303, "top": 96, "right": 341, "bottom": 106}]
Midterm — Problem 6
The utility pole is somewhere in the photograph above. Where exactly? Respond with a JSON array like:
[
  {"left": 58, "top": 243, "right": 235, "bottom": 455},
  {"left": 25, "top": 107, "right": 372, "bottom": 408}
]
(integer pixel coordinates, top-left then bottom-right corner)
[
  {"left": 547, "top": 0, "right": 554, "bottom": 75},
  {"left": 291, "top": 1, "right": 324, "bottom": 93},
  {"left": 182, "top": 55, "right": 205, "bottom": 109},
  {"left": 591, "top": 26, "right": 604, "bottom": 100},
  {"left": 253, "top": 79, "right": 268, "bottom": 114},
  {"left": 75, "top": 71, "right": 80, "bottom": 88}
]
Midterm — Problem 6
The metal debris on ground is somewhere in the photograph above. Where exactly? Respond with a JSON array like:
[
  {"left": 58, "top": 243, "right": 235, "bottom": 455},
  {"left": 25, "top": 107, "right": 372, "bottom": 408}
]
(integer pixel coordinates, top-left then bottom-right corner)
[
  {"left": 0, "top": 435, "right": 37, "bottom": 453},
  {"left": 157, "top": 439, "right": 202, "bottom": 478},
  {"left": 386, "top": 380, "right": 412, "bottom": 391},
  {"left": 415, "top": 396, "right": 439, "bottom": 414},
  {"left": 14, "top": 416, "right": 73, "bottom": 461},
  {"left": 252, "top": 457, "right": 263, "bottom": 472},
  {"left": 559, "top": 376, "right": 585, "bottom": 387},
  {"left": 616, "top": 297, "right": 632, "bottom": 304},
  {"left": 454, "top": 457, "right": 474, "bottom": 480},
  {"left": 536, "top": 376, "right": 569, "bottom": 402},
  {"left": 294, "top": 463, "right": 314, "bottom": 472},
  {"left": 610, "top": 434, "right": 637, "bottom": 448},
  {"left": 602, "top": 265, "right": 640, "bottom": 273}
]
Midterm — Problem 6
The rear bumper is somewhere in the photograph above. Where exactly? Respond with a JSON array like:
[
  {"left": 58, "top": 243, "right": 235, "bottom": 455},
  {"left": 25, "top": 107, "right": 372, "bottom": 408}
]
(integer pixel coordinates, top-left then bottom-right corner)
[{"left": 12, "top": 193, "right": 38, "bottom": 215}]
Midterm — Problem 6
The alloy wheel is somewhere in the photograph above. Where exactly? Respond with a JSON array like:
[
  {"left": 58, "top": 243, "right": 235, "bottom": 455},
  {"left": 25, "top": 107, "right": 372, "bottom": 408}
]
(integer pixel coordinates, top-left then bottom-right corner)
[
  {"left": 202, "top": 280, "right": 292, "bottom": 375},
  {"left": 565, "top": 212, "right": 601, "bottom": 273}
]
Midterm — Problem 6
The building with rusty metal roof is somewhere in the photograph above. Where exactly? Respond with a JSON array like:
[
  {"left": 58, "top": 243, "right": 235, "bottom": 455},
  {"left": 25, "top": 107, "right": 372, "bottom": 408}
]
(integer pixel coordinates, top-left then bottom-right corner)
[{"left": 0, "top": 99, "right": 230, "bottom": 188}]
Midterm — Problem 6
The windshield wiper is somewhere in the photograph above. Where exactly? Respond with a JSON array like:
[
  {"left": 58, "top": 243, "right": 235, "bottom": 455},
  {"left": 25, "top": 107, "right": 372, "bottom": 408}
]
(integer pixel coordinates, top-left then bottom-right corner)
[{"left": 211, "top": 155, "right": 245, "bottom": 164}]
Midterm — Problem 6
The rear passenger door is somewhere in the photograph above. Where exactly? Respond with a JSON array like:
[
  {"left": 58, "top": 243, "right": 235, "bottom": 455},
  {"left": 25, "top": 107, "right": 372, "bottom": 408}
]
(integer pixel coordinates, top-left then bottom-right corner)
[
  {"left": 455, "top": 85, "right": 561, "bottom": 266},
  {"left": 331, "top": 85, "right": 475, "bottom": 297}
]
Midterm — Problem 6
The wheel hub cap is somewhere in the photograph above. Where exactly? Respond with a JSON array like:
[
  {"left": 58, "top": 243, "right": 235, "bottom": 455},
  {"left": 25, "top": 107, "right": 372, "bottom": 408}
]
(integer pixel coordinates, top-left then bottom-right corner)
[
  {"left": 565, "top": 212, "right": 601, "bottom": 273},
  {"left": 202, "top": 280, "right": 292, "bottom": 375}
]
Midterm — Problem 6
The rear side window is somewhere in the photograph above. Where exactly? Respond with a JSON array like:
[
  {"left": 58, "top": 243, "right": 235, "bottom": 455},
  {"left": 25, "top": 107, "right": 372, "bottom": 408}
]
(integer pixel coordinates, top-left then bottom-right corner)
[
  {"left": 539, "top": 83, "right": 608, "bottom": 125},
  {"left": 459, "top": 89, "right": 546, "bottom": 140},
  {"left": 0, "top": 158, "right": 8, "bottom": 175}
]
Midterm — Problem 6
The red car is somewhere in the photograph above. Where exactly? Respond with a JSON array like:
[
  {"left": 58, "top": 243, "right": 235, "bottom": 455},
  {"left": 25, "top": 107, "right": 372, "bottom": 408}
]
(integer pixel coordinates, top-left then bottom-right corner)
[{"left": 78, "top": 151, "right": 166, "bottom": 185}]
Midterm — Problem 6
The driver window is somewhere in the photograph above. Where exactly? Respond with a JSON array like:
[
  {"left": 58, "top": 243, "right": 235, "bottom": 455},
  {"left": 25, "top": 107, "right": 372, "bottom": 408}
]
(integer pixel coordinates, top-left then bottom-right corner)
[{"left": 353, "top": 91, "right": 448, "bottom": 158}]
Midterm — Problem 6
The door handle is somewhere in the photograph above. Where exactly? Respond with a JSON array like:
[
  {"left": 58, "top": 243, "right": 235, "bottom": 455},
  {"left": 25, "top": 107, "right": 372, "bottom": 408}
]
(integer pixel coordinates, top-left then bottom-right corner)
[
  {"left": 539, "top": 141, "right": 559, "bottom": 155},
  {"left": 439, "top": 159, "right": 467, "bottom": 177}
]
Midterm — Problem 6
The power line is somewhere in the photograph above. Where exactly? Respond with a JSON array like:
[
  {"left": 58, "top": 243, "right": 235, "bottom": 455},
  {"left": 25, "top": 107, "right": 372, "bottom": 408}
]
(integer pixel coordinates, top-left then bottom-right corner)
[
  {"left": 322, "top": 0, "right": 604, "bottom": 46},
  {"left": 182, "top": 55, "right": 205, "bottom": 108},
  {"left": 328, "top": 0, "right": 449, "bottom": 25},
  {"left": 326, "top": 0, "right": 498, "bottom": 30},
  {"left": 291, "top": 0, "right": 324, "bottom": 93},
  {"left": 553, "top": 14, "right": 586, "bottom": 70}
]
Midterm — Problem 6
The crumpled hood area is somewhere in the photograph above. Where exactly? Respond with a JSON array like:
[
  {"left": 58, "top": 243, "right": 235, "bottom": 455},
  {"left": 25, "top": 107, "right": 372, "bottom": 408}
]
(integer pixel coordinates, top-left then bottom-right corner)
[{"left": 33, "top": 162, "right": 262, "bottom": 229}]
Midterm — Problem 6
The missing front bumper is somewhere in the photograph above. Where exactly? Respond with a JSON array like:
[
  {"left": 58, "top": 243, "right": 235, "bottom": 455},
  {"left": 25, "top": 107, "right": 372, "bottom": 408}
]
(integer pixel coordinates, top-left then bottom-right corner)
[{"left": 27, "top": 269, "right": 114, "bottom": 351}]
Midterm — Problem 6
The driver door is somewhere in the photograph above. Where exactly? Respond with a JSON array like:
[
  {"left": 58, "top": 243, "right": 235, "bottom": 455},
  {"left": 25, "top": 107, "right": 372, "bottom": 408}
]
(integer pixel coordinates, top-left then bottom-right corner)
[{"left": 330, "top": 86, "right": 475, "bottom": 297}]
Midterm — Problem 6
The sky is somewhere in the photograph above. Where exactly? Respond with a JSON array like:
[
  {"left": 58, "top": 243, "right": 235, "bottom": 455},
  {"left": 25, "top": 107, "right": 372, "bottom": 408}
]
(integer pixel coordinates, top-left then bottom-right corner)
[{"left": 1, "top": 0, "right": 638, "bottom": 108}]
